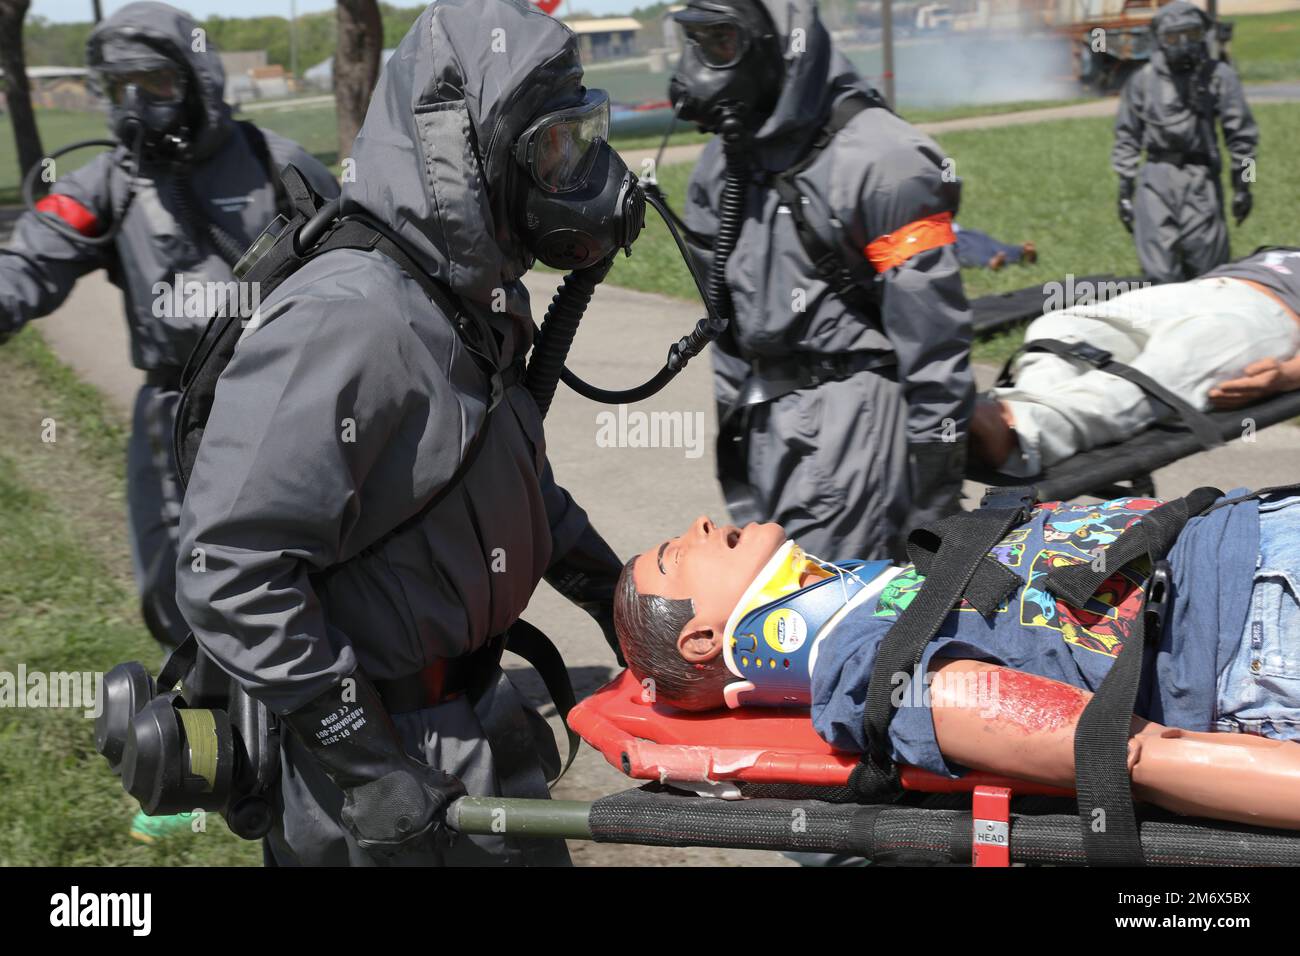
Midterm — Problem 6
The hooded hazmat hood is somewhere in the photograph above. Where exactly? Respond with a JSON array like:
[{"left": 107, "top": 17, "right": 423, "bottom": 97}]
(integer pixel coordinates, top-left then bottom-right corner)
[
  {"left": 1148, "top": 0, "right": 1213, "bottom": 74},
  {"left": 745, "top": 0, "right": 883, "bottom": 168},
  {"left": 86, "top": 1, "right": 233, "bottom": 162},
  {"left": 340, "top": 0, "right": 587, "bottom": 312}
]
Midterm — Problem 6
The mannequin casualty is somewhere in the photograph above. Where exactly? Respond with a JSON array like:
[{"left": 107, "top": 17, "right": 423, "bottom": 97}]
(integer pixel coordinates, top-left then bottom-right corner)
[{"left": 613, "top": 494, "right": 1300, "bottom": 831}]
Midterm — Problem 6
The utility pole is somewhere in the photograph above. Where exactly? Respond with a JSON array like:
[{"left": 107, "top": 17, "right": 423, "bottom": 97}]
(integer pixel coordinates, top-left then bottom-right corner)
[
  {"left": 289, "top": 0, "right": 299, "bottom": 78},
  {"left": 881, "top": 0, "right": 895, "bottom": 108},
  {"left": 92, "top": 0, "right": 102, "bottom": 22}
]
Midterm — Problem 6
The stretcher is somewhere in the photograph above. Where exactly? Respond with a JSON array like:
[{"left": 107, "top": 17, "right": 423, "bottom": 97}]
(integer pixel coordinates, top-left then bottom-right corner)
[
  {"left": 967, "top": 377, "right": 1300, "bottom": 501},
  {"left": 967, "top": 278, "right": 1300, "bottom": 502},
  {"left": 447, "top": 670, "right": 1300, "bottom": 866}
]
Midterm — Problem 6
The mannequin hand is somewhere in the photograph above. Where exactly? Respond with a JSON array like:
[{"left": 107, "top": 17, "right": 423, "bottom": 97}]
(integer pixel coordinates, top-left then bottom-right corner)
[{"left": 1208, "top": 357, "right": 1300, "bottom": 409}]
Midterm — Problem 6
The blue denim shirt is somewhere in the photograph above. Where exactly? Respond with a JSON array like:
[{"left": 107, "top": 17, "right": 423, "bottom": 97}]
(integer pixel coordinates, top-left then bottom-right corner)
[{"left": 1212, "top": 494, "right": 1300, "bottom": 738}]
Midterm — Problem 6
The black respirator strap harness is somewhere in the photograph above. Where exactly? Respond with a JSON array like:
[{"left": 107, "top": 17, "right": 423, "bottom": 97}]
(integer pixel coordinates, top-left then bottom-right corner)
[{"left": 770, "top": 91, "right": 889, "bottom": 314}]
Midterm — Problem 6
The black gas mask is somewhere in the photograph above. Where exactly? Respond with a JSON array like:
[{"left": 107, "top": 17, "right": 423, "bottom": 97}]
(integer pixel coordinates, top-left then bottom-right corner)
[
  {"left": 513, "top": 88, "right": 646, "bottom": 271},
  {"left": 1158, "top": 22, "right": 1208, "bottom": 73},
  {"left": 668, "top": 0, "right": 783, "bottom": 134},
  {"left": 92, "top": 49, "right": 194, "bottom": 156}
]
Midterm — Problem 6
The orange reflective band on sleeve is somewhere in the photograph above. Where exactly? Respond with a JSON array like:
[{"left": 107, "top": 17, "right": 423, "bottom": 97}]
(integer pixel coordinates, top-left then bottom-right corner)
[
  {"left": 35, "top": 194, "right": 102, "bottom": 237},
  {"left": 864, "top": 210, "right": 955, "bottom": 273}
]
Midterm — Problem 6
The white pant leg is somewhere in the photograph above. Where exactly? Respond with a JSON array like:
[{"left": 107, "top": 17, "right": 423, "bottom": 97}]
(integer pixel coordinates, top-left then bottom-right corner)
[{"left": 993, "top": 288, "right": 1159, "bottom": 475}]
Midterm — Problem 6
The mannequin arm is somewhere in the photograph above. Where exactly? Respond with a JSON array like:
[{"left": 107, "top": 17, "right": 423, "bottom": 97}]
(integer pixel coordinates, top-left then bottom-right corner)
[{"left": 928, "top": 658, "right": 1300, "bottom": 830}]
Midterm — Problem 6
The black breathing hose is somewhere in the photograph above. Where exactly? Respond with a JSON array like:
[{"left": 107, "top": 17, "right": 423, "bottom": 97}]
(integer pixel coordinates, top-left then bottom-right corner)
[
  {"left": 171, "top": 172, "right": 248, "bottom": 267},
  {"left": 525, "top": 255, "right": 615, "bottom": 418},
  {"left": 525, "top": 117, "right": 753, "bottom": 419},
  {"left": 706, "top": 115, "right": 751, "bottom": 325}
]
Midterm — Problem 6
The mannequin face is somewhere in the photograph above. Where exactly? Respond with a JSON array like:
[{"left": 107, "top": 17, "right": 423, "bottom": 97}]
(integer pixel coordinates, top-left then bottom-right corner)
[{"left": 631, "top": 517, "right": 788, "bottom": 663}]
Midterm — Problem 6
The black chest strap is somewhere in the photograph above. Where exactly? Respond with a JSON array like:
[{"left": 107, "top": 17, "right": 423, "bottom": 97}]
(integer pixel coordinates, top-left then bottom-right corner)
[
  {"left": 771, "top": 93, "right": 886, "bottom": 313},
  {"left": 850, "top": 486, "right": 1037, "bottom": 800},
  {"left": 997, "top": 338, "right": 1225, "bottom": 452},
  {"left": 237, "top": 121, "right": 292, "bottom": 219}
]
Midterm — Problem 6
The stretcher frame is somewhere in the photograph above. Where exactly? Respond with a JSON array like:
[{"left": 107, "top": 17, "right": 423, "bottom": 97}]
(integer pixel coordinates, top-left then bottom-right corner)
[{"left": 446, "top": 672, "right": 1300, "bottom": 866}]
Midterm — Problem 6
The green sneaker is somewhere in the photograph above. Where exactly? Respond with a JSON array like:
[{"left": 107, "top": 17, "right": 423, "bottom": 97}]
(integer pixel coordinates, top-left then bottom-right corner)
[{"left": 130, "top": 809, "right": 195, "bottom": 844}]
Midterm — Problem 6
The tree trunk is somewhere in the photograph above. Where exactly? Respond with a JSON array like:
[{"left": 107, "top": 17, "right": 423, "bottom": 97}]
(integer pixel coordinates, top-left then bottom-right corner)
[
  {"left": 0, "top": 0, "right": 45, "bottom": 182},
  {"left": 334, "top": 0, "right": 382, "bottom": 165}
]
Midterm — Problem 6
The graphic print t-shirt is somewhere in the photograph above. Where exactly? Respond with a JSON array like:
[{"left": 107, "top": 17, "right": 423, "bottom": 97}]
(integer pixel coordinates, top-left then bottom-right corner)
[{"left": 809, "top": 494, "right": 1259, "bottom": 776}]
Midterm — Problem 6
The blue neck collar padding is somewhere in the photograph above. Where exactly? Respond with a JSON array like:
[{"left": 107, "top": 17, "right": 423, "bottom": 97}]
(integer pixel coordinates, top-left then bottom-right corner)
[{"left": 724, "top": 559, "right": 891, "bottom": 708}]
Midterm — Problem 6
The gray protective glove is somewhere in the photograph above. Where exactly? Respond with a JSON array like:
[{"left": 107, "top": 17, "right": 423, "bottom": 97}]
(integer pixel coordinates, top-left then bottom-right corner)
[
  {"left": 1117, "top": 177, "right": 1135, "bottom": 234},
  {"left": 907, "top": 441, "right": 967, "bottom": 531},
  {"left": 281, "top": 671, "right": 466, "bottom": 861},
  {"left": 545, "top": 522, "right": 625, "bottom": 666}
]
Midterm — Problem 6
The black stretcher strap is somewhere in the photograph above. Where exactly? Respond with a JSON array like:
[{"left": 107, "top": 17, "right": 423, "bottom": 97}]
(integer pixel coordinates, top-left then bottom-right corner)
[
  {"left": 997, "top": 338, "right": 1224, "bottom": 452},
  {"left": 1053, "top": 488, "right": 1222, "bottom": 866},
  {"left": 1052, "top": 484, "right": 1300, "bottom": 865},
  {"left": 505, "top": 619, "right": 582, "bottom": 785},
  {"left": 998, "top": 339, "right": 1224, "bottom": 449},
  {"left": 850, "top": 486, "right": 1038, "bottom": 800}
]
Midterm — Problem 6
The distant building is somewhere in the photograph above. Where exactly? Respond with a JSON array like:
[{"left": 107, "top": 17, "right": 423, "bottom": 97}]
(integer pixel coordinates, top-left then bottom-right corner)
[
  {"left": 0, "top": 66, "right": 95, "bottom": 112},
  {"left": 219, "top": 50, "right": 267, "bottom": 102},
  {"left": 566, "top": 17, "right": 643, "bottom": 62}
]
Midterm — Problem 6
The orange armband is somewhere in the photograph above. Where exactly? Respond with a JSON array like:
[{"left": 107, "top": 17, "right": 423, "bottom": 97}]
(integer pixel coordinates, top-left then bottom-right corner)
[{"left": 864, "top": 210, "right": 955, "bottom": 273}]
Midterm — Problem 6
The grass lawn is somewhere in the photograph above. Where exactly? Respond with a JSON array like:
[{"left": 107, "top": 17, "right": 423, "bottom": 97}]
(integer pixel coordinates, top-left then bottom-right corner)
[
  {"left": 1231, "top": 9, "right": 1300, "bottom": 84},
  {"left": 0, "top": 329, "right": 261, "bottom": 866}
]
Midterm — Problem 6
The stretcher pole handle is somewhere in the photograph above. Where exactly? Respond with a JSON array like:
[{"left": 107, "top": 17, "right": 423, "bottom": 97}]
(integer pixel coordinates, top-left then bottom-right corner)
[{"left": 446, "top": 796, "right": 594, "bottom": 841}]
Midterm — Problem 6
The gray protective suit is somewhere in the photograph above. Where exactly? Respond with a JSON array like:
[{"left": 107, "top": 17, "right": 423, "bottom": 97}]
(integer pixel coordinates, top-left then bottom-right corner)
[
  {"left": 682, "top": 0, "right": 973, "bottom": 562},
  {"left": 176, "top": 0, "right": 601, "bottom": 866},
  {"left": 1111, "top": 1, "right": 1258, "bottom": 283},
  {"left": 0, "top": 2, "right": 338, "bottom": 647}
]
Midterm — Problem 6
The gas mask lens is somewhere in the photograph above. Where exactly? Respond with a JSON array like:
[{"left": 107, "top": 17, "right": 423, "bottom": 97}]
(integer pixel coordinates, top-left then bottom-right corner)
[
  {"left": 1160, "top": 25, "right": 1205, "bottom": 49},
  {"left": 677, "top": 16, "right": 748, "bottom": 69},
  {"left": 101, "top": 67, "right": 186, "bottom": 106},
  {"left": 515, "top": 89, "right": 611, "bottom": 195}
]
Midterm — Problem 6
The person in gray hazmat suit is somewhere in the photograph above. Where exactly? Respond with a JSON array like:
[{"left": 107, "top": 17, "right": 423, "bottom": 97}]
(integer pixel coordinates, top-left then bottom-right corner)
[
  {"left": 174, "top": 0, "right": 631, "bottom": 866},
  {"left": 1112, "top": 0, "right": 1258, "bottom": 283},
  {"left": 668, "top": 0, "right": 974, "bottom": 563},
  {"left": 0, "top": 2, "right": 339, "bottom": 650}
]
